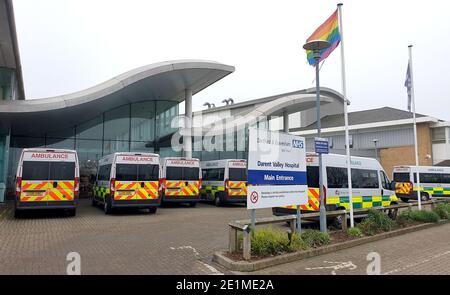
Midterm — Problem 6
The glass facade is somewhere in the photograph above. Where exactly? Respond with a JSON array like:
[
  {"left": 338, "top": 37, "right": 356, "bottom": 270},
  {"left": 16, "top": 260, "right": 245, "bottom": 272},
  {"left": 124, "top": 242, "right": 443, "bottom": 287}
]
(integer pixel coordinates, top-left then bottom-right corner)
[{"left": 6, "top": 100, "right": 179, "bottom": 198}]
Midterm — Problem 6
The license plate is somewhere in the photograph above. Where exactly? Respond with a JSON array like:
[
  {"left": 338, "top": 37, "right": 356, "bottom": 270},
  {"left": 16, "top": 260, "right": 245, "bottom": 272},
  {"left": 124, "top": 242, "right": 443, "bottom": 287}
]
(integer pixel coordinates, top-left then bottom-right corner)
[
  {"left": 117, "top": 191, "right": 134, "bottom": 195},
  {"left": 167, "top": 188, "right": 179, "bottom": 191},
  {"left": 25, "top": 191, "right": 45, "bottom": 196}
]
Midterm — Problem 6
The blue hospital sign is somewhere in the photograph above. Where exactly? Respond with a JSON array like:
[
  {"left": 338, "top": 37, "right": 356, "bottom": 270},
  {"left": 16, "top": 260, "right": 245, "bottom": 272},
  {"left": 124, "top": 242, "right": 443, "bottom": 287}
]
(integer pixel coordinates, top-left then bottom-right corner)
[{"left": 247, "top": 128, "right": 308, "bottom": 209}]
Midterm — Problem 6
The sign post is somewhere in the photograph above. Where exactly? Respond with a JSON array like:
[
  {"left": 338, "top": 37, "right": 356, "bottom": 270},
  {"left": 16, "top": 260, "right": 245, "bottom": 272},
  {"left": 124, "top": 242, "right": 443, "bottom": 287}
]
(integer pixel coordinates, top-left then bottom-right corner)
[{"left": 247, "top": 128, "right": 308, "bottom": 233}]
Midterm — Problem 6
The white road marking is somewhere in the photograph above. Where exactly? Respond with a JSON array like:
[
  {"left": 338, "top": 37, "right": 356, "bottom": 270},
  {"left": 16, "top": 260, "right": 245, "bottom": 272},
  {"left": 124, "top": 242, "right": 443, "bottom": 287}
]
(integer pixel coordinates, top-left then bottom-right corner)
[
  {"left": 383, "top": 250, "right": 450, "bottom": 275},
  {"left": 170, "top": 245, "right": 224, "bottom": 275},
  {"left": 305, "top": 260, "right": 357, "bottom": 275}
]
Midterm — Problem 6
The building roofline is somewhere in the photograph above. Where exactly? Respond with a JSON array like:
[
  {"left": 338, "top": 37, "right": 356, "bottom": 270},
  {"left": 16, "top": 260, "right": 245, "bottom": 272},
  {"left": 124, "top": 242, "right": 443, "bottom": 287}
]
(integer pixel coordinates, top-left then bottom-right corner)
[
  {"left": 294, "top": 116, "right": 438, "bottom": 136},
  {"left": 5, "top": 0, "right": 25, "bottom": 99}
]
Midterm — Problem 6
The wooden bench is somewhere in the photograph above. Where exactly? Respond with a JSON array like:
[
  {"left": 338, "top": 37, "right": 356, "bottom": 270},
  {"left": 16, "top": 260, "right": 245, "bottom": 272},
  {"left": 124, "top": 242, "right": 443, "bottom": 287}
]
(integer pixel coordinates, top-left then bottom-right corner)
[{"left": 228, "top": 210, "right": 347, "bottom": 261}]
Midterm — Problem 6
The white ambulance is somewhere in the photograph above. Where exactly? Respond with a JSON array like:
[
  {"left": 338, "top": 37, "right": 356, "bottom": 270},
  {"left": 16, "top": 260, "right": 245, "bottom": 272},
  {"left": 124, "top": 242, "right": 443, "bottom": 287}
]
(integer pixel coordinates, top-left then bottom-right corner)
[
  {"left": 273, "top": 153, "right": 398, "bottom": 216},
  {"left": 393, "top": 165, "right": 450, "bottom": 202},
  {"left": 14, "top": 148, "right": 80, "bottom": 217},
  {"left": 160, "top": 157, "right": 201, "bottom": 207},
  {"left": 93, "top": 152, "right": 161, "bottom": 214},
  {"left": 200, "top": 159, "right": 247, "bottom": 206}
]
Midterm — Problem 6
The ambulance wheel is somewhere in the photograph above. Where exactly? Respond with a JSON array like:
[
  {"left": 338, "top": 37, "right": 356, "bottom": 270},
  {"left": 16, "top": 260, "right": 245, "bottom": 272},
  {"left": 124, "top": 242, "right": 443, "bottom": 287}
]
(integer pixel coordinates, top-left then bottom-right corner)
[
  {"left": 67, "top": 209, "right": 76, "bottom": 217},
  {"left": 148, "top": 206, "right": 157, "bottom": 214},
  {"left": 331, "top": 208, "right": 346, "bottom": 229},
  {"left": 104, "top": 197, "right": 113, "bottom": 214},
  {"left": 420, "top": 193, "right": 430, "bottom": 202},
  {"left": 91, "top": 197, "right": 98, "bottom": 207},
  {"left": 214, "top": 194, "right": 222, "bottom": 207},
  {"left": 188, "top": 202, "right": 197, "bottom": 207},
  {"left": 14, "top": 209, "right": 22, "bottom": 219},
  {"left": 400, "top": 198, "right": 409, "bottom": 203},
  {"left": 388, "top": 207, "right": 398, "bottom": 220}
]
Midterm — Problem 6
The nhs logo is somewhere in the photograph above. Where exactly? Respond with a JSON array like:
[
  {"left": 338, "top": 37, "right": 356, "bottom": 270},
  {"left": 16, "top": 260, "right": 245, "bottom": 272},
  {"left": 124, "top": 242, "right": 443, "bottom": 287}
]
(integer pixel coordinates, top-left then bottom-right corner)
[{"left": 292, "top": 139, "right": 304, "bottom": 149}]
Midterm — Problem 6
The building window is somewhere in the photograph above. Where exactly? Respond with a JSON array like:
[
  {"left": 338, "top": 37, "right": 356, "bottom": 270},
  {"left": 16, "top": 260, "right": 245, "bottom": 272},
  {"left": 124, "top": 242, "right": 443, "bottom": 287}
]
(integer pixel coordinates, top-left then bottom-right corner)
[{"left": 432, "top": 127, "right": 446, "bottom": 143}]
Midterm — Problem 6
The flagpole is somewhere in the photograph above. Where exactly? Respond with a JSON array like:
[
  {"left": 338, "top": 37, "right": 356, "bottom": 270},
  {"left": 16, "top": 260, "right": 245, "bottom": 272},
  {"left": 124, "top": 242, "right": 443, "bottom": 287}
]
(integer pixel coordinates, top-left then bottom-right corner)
[
  {"left": 409, "top": 45, "right": 422, "bottom": 210},
  {"left": 337, "top": 3, "right": 354, "bottom": 227}
]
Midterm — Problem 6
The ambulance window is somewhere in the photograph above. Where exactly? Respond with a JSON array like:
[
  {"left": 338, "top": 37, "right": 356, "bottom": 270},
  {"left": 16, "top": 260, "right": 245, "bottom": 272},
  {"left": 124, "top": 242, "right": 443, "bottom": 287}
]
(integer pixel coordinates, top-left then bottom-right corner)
[
  {"left": 183, "top": 167, "right": 200, "bottom": 180},
  {"left": 229, "top": 168, "right": 247, "bottom": 181},
  {"left": 22, "top": 161, "right": 49, "bottom": 180},
  {"left": 441, "top": 174, "right": 450, "bottom": 184},
  {"left": 138, "top": 164, "right": 159, "bottom": 181},
  {"left": 116, "top": 164, "right": 138, "bottom": 181},
  {"left": 98, "top": 165, "right": 111, "bottom": 181},
  {"left": 49, "top": 162, "right": 75, "bottom": 180},
  {"left": 307, "top": 166, "right": 319, "bottom": 188},
  {"left": 393, "top": 173, "right": 410, "bottom": 182},
  {"left": 352, "top": 169, "right": 379, "bottom": 189},
  {"left": 419, "top": 173, "right": 441, "bottom": 184},
  {"left": 202, "top": 169, "right": 209, "bottom": 180},
  {"left": 206, "top": 169, "right": 219, "bottom": 181},
  {"left": 218, "top": 169, "right": 225, "bottom": 181},
  {"left": 380, "top": 171, "right": 390, "bottom": 189},
  {"left": 166, "top": 167, "right": 182, "bottom": 180},
  {"left": 326, "top": 167, "right": 348, "bottom": 188}
]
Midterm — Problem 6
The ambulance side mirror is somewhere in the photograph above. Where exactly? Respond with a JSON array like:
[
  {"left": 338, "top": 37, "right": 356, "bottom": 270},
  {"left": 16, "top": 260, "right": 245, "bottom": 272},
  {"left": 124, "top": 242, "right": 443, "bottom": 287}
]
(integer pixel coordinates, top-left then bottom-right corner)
[{"left": 389, "top": 181, "right": 396, "bottom": 191}]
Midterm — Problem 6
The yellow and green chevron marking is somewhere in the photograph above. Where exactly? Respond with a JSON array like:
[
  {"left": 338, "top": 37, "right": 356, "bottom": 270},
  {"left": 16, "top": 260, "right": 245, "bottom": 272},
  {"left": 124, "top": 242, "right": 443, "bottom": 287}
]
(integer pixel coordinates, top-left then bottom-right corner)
[
  {"left": 326, "top": 195, "right": 398, "bottom": 210},
  {"left": 201, "top": 185, "right": 225, "bottom": 197},
  {"left": 93, "top": 185, "right": 110, "bottom": 200},
  {"left": 413, "top": 186, "right": 450, "bottom": 196}
]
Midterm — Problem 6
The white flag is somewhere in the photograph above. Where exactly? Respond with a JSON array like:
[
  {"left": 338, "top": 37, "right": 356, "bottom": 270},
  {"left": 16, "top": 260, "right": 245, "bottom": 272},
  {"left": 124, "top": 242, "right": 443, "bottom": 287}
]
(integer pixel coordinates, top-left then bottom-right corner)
[{"left": 405, "top": 63, "right": 412, "bottom": 112}]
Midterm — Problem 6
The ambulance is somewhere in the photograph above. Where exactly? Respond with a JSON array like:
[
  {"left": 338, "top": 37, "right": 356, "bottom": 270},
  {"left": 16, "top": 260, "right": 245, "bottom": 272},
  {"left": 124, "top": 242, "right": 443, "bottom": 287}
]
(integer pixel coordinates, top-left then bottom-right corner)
[
  {"left": 200, "top": 159, "right": 247, "bottom": 206},
  {"left": 160, "top": 157, "right": 201, "bottom": 207},
  {"left": 393, "top": 165, "right": 450, "bottom": 202},
  {"left": 273, "top": 153, "right": 398, "bottom": 216},
  {"left": 14, "top": 148, "right": 80, "bottom": 217},
  {"left": 93, "top": 152, "right": 161, "bottom": 214}
]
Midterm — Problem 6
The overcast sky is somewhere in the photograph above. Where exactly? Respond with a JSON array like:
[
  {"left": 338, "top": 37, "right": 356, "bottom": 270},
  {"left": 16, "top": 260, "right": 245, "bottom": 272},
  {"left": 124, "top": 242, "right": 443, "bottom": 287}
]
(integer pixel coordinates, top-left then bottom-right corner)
[{"left": 12, "top": 0, "right": 450, "bottom": 120}]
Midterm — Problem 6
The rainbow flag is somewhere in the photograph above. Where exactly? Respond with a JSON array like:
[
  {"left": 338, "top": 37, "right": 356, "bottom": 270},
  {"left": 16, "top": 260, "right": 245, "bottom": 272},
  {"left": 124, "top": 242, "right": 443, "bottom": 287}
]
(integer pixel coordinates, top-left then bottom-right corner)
[{"left": 306, "top": 9, "right": 341, "bottom": 66}]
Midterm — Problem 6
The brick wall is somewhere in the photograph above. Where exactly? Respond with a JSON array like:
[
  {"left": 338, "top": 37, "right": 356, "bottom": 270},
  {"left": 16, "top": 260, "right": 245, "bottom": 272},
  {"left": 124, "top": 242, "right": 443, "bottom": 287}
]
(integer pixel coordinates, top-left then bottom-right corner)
[{"left": 380, "top": 123, "right": 433, "bottom": 177}]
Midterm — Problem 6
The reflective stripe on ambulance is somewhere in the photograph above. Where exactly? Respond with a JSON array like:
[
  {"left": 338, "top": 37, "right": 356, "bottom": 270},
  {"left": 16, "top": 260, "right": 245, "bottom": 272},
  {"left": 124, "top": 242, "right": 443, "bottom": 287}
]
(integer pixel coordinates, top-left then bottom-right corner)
[
  {"left": 164, "top": 181, "right": 200, "bottom": 196},
  {"left": 114, "top": 181, "right": 159, "bottom": 200},
  {"left": 20, "top": 180, "right": 74, "bottom": 202},
  {"left": 228, "top": 181, "right": 247, "bottom": 196}
]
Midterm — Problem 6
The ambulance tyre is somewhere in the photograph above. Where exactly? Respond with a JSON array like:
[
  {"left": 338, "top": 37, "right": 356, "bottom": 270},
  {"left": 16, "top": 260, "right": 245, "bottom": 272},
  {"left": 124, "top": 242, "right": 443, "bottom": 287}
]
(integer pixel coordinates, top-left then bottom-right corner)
[
  {"left": 91, "top": 197, "right": 97, "bottom": 207},
  {"left": 214, "top": 194, "right": 222, "bottom": 207},
  {"left": 332, "top": 207, "right": 346, "bottom": 229},
  {"left": 400, "top": 198, "right": 409, "bottom": 203},
  {"left": 148, "top": 206, "right": 157, "bottom": 214},
  {"left": 420, "top": 193, "right": 430, "bottom": 202},
  {"left": 104, "top": 196, "right": 113, "bottom": 214},
  {"left": 188, "top": 201, "right": 197, "bottom": 207},
  {"left": 388, "top": 204, "right": 398, "bottom": 220},
  {"left": 67, "top": 209, "right": 76, "bottom": 217},
  {"left": 14, "top": 209, "right": 22, "bottom": 219}
]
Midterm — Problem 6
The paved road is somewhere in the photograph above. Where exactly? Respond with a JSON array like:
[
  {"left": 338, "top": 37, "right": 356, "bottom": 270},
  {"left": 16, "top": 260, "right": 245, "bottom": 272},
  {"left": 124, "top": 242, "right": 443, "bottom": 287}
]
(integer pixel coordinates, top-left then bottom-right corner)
[
  {"left": 1, "top": 200, "right": 449, "bottom": 275},
  {"left": 244, "top": 222, "right": 450, "bottom": 275},
  {"left": 0, "top": 199, "right": 261, "bottom": 275}
]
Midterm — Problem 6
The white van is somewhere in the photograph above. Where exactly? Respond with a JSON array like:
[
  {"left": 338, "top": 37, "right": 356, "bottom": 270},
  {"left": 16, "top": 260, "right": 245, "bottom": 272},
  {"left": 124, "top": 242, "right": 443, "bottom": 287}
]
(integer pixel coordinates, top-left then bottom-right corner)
[
  {"left": 200, "top": 159, "right": 247, "bottom": 206},
  {"left": 273, "top": 153, "right": 398, "bottom": 216},
  {"left": 14, "top": 148, "right": 80, "bottom": 217},
  {"left": 93, "top": 152, "right": 161, "bottom": 214},
  {"left": 160, "top": 157, "right": 201, "bottom": 207},
  {"left": 393, "top": 165, "right": 450, "bottom": 202}
]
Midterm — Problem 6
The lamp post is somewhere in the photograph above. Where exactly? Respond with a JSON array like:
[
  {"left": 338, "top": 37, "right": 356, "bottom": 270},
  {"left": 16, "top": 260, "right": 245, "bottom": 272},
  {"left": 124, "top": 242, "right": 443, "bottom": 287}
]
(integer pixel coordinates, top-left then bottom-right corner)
[
  {"left": 372, "top": 139, "right": 379, "bottom": 160},
  {"left": 303, "top": 39, "right": 331, "bottom": 232}
]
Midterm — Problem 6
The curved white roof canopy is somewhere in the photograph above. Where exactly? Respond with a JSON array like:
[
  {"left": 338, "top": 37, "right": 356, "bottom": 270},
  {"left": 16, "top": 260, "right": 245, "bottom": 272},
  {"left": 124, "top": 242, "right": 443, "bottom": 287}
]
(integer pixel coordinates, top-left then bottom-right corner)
[
  {"left": 187, "top": 87, "right": 346, "bottom": 136},
  {"left": 0, "top": 60, "right": 235, "bottom": 136}
]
